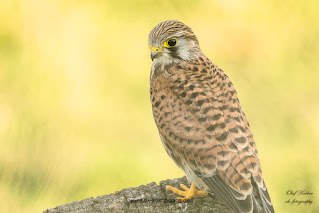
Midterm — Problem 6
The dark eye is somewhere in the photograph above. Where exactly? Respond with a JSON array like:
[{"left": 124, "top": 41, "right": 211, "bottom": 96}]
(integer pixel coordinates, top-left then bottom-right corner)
[{"left": 167, "top": 38, "right": 177, "bottom": 47}]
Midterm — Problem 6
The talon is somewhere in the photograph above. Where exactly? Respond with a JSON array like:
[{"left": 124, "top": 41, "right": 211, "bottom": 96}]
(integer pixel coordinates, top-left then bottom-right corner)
[{"left": 166, "top": 182, "right": 208, "bottom": 202}]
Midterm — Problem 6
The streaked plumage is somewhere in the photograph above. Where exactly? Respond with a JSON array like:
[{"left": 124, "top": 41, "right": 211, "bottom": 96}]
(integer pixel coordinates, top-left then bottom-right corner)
[{"left": 149, "top": 20, "right": 274, "bottom": 213}]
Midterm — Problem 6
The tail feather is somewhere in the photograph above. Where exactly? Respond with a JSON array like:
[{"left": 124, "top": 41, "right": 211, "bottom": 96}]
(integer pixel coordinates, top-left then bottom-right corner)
[{"left": 255, "top": 181, "right": 275, "bottom": 213}]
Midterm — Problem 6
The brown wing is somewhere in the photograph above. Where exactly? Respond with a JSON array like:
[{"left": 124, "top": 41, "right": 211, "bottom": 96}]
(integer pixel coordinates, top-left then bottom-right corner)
[{"left": 150, "top": 56, "right": 274, "bottom": 213}]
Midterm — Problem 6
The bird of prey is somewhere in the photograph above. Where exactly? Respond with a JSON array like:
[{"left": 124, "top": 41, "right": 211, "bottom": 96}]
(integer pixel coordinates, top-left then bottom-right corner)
[{"left": 148, "top": 20, "right": 275, "bottom": 213}]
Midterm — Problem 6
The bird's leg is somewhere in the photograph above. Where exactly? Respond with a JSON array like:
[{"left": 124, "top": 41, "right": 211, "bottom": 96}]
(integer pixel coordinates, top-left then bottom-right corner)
[{"left": 166, "top": 182, "right": 208, "bottom": 202}]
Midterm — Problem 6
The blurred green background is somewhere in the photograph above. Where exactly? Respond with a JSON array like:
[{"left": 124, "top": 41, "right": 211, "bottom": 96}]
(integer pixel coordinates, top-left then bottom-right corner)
[{"left": 0, "top": 0, "right": 318, "bottom": 212}]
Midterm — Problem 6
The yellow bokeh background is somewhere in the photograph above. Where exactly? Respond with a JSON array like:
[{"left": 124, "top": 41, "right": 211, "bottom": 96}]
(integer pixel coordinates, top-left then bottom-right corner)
[{"left": 0, "top": 0, "right": 318, "bottom": 212}]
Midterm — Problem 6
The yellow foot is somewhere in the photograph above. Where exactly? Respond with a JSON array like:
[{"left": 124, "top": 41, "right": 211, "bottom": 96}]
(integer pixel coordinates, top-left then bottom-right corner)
[{"left": 166, "top": 182, "right": 208, "bottom": 202}]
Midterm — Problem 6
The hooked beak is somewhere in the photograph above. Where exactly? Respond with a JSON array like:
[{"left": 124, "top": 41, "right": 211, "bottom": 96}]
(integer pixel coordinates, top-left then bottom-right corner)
[{"left": 151, "top": 46, "right": 162, "bottom": 61}]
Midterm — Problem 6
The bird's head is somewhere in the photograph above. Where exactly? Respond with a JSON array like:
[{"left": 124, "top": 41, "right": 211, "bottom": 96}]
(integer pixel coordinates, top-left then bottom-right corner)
[{"left": 148, "top": 20, "right": 201, "bottom": 64}]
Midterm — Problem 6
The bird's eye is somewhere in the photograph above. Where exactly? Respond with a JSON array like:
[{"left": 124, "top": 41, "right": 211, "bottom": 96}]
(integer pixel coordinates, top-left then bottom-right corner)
[
  {"left": 168, "top": 38, "right": 177, "bottom": 47},
  {"left": 164, "top": 38, "right": 178, "bottom": 48}
]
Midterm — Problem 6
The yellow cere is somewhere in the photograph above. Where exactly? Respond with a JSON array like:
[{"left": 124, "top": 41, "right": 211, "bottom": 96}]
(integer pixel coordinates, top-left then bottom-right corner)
[{"left": 151, "top": 46, "right": 162, "bottom": 52}]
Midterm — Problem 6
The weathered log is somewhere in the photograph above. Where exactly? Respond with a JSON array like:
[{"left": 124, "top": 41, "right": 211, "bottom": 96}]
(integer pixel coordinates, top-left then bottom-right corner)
[{"left": 43, "top": 176, "right": 231, "bottom": 213}]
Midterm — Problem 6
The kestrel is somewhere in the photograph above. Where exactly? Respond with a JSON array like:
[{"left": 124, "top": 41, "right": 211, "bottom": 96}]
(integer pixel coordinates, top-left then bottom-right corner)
[{"left": 149, "top": 20, "right": 275, "bottom": 213}]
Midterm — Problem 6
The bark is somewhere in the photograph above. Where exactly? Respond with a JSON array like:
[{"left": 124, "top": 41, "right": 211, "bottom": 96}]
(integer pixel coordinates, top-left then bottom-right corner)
[{"left": 43, "top": 176, "right": 231, "bottom": 213}]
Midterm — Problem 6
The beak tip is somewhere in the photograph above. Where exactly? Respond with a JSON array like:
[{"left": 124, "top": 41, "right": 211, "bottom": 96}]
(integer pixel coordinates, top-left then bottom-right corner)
[{"left": 151, "top": 51, "right": 156, "bottom": 61}]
